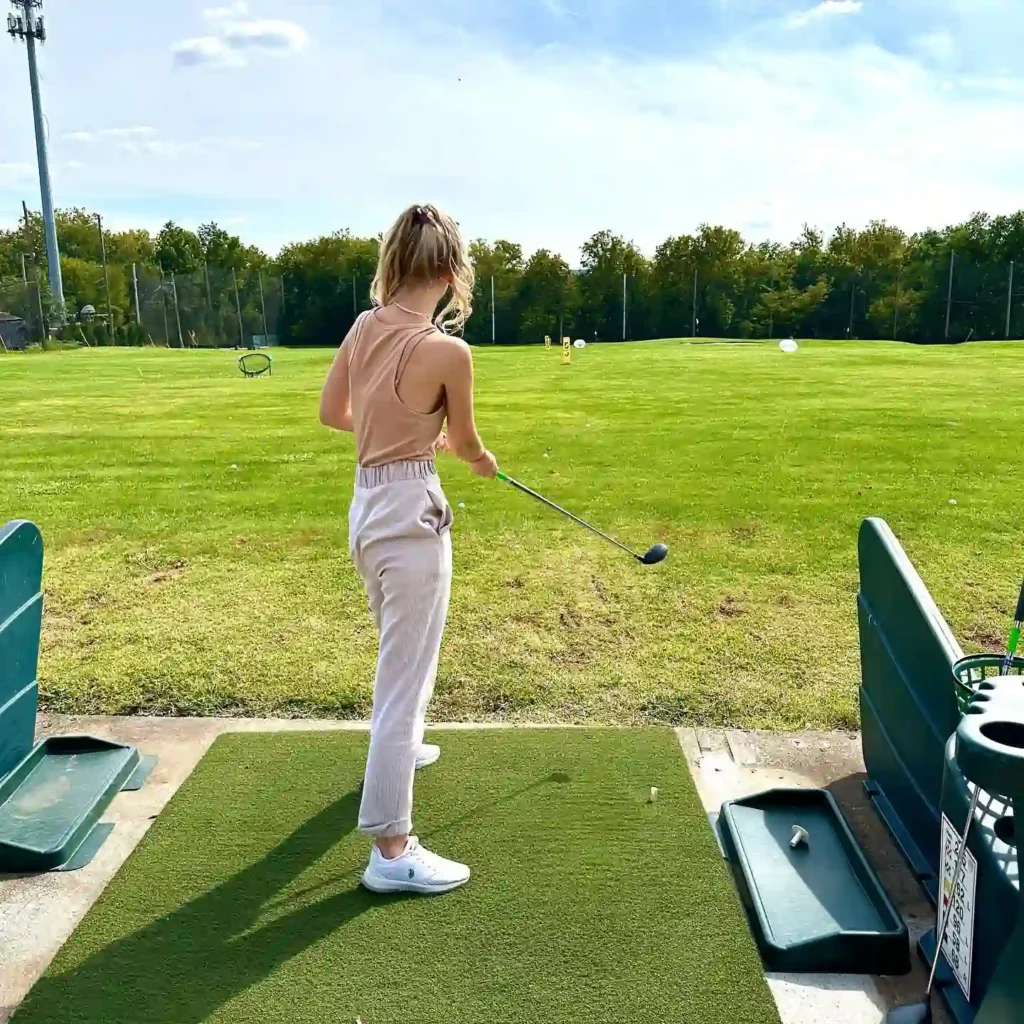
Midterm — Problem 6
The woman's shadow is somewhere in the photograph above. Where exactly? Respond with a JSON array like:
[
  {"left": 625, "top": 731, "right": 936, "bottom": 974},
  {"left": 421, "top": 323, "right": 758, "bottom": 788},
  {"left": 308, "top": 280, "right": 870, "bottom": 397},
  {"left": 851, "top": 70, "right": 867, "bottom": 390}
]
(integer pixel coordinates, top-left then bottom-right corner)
[
  {"left": 15, "top": 770, "right": 570, "bottom": 1023},
  {"left": 15, "top": 787, "right": 395, "bottom": 1024}
]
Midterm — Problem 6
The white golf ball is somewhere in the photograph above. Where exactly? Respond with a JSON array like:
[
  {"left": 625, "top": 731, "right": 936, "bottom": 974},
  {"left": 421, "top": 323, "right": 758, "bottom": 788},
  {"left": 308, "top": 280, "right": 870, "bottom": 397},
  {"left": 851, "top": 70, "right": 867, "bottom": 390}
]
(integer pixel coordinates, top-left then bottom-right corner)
[
  {"left": 573, "top": 339, "right": 586, "bottom": 349},
  {"left": 948, "top": 498, "right": 957, "bottom": 506},
  {"left": 458, "top": 502, "right": 466, "bottom": 508},
  {"left": 779, "top": 338, "right": 799, "bottom": 353}
]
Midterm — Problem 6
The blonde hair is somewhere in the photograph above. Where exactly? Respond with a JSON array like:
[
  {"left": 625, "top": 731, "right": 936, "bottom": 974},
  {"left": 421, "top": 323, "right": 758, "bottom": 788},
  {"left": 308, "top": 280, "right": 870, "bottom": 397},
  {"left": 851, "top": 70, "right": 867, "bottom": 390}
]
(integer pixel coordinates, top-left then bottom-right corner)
[{"left": 370, "top": 204, "right": 474, "bottom": 334}]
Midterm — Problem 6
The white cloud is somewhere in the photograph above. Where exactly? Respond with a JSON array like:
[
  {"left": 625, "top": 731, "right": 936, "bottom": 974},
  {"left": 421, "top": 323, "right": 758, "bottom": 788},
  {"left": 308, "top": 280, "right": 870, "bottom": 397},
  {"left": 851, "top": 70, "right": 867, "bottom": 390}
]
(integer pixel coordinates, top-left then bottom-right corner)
[
  {"left": 203, "top": 1, "right": 249, "bottom": 19},
  {"left": 0, "top": 162, "right": 32, "bottom": 185},
  {"left": 217, "top": 18, "right": 310, "bottom": 52},
  {"left": 172, "top": 6, "right": 308, "bottom": 69},
  {"left": 172, "top": 36, "right": 246, "bottom": 69},
  {"left": 58, "top": 125, "right": 260, "bottom": 161},
  {"left": 789, "top": 0, "right": 863, "bottom": 28},
  {"left": 100, "top": 126, "right": 159, "bottom": 140},
  {"left": 65, "top": 127, "right": 159, "bottom": 143}
]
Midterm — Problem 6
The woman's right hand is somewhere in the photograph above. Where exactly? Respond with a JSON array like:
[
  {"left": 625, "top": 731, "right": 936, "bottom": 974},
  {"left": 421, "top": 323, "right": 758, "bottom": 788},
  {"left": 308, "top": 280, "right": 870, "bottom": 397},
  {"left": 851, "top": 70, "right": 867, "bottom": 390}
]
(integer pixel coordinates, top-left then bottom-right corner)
[{"left": 469, "top": 450, "right": 498, "bottom": 478}]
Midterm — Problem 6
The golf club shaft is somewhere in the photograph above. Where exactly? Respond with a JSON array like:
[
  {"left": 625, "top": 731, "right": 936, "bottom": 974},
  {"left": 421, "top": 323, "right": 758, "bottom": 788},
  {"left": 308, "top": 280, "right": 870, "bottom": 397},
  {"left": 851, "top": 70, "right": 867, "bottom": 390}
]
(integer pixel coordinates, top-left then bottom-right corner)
[
  {"left": 927, "top": 785, "right": 980, "bottom": 995},
  {"left": 496, "top": 472, "right": 641, "bottom": 561},
  {"left": 1000, "top": 579, "right": 1024, "bottom": 674}
]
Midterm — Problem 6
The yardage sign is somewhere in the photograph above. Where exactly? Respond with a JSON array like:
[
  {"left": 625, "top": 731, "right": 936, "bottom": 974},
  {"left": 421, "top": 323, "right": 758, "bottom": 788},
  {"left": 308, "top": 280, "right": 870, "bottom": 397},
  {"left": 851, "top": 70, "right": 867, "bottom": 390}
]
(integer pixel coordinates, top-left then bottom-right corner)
[
  {"left": 940, "top": 813, "right": 978, "bottom": 1002},
  {"left": 562, "top": 336, "right": 571, "bottom": 364},
  {"left": 544, "top": 334, "right": 551, "bottom": 350}
]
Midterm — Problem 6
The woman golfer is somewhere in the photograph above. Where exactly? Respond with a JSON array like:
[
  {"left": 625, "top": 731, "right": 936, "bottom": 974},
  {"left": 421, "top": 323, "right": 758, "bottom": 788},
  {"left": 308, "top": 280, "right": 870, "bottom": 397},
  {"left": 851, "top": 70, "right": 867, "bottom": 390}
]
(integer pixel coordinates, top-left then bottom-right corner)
[{"left": 319, "top": 203, "right": 497, "bottom": 895}]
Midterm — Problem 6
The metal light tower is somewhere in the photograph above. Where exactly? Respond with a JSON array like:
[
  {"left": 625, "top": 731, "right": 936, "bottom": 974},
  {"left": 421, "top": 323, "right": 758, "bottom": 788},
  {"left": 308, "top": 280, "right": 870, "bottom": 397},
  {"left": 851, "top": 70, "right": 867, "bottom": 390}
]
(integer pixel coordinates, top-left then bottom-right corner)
[{"left": 8, "top": 0, "right": 64, "bottom": 316}]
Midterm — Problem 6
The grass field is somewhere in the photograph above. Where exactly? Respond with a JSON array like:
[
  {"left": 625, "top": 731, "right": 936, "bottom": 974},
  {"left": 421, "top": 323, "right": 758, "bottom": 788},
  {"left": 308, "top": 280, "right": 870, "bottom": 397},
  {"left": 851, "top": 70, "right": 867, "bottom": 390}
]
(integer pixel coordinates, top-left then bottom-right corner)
[
  {"left": 12, "top": 729, "right": 780, "bottom": 1024},
  {"left": 1, "top": 340, "right": 1021, "bottom": 729}
]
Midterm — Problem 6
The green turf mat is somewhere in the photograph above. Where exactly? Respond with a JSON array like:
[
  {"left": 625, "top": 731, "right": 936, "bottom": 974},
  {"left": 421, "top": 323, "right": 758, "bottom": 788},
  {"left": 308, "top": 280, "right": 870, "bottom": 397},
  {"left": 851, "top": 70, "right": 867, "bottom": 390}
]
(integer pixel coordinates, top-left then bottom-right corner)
[{"left": 14, "top": 729, "right": 779, "bottom": 1024}]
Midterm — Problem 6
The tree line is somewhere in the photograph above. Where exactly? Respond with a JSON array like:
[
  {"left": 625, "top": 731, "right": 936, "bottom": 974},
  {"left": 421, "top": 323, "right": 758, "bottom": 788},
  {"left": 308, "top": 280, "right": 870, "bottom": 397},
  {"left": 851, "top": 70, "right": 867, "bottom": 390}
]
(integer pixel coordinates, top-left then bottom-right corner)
[{"left": 3, "top": 207, "right": 1024, "bottom": 348}]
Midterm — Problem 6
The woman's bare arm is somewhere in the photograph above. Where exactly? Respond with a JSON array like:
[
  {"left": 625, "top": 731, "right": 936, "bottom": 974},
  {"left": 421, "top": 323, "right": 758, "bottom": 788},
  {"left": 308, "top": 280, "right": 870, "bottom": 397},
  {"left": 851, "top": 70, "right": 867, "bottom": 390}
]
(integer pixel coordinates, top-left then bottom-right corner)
[
  {"left": 319, "top": 342, "right": 354, "bottom": 432},
  {"left": 441, "top": 338, "right": 496, "bottom": 476}
]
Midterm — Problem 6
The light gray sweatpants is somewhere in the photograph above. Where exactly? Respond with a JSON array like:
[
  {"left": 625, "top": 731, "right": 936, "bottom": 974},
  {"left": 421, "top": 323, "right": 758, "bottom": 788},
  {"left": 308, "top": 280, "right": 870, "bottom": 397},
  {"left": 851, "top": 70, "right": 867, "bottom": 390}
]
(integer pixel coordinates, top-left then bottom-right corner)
[{"left": 349, "top": 459, "right": 453, "bottom": 837}]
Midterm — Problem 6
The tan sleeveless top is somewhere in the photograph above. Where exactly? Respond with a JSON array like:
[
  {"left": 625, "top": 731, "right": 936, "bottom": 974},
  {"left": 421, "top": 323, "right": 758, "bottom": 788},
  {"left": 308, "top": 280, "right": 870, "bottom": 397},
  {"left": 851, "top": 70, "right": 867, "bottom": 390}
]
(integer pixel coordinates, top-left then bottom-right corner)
[{"left": 345, "top": 309, "right": 446, "bottom": 468}]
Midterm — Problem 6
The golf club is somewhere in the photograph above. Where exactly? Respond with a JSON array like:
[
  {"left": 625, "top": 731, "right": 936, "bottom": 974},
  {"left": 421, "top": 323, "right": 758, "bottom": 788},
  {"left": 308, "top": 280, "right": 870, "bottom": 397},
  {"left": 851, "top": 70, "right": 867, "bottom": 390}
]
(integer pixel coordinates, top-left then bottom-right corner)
[
  {"left": 1000, "top": 579, "right": 1024, "bottom": 674},
  {"left": 496, "top": 471, "right": 668, "bottom": 566},
  {"left": 885, "top": 785, "right": 980, "bottom": 1024}
]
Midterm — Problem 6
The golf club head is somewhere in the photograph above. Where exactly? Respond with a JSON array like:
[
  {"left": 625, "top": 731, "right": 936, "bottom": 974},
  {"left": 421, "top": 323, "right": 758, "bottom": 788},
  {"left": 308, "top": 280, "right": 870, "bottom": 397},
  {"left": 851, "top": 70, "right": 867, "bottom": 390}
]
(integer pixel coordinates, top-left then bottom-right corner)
[
  {"left": 641, "top": 543, "right": 669, "bottom": 565},
  {"left": 885, "top": 1003, "right": 931, "bottom": 1024}
]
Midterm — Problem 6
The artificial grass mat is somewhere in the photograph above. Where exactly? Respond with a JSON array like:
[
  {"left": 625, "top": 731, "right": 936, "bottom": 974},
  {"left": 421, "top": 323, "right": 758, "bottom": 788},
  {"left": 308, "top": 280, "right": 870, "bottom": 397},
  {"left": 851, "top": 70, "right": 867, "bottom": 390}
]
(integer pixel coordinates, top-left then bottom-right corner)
[{"left": 15, "top": 729, "right": 780, "bottom": 1024}]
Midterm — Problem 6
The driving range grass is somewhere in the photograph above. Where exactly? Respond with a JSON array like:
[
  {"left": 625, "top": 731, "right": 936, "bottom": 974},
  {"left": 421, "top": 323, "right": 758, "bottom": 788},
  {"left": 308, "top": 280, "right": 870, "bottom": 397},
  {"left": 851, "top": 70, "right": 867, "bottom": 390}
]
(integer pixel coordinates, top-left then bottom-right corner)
[{"left": 1, "top": 340, "right": 1020, "bottom": 729}]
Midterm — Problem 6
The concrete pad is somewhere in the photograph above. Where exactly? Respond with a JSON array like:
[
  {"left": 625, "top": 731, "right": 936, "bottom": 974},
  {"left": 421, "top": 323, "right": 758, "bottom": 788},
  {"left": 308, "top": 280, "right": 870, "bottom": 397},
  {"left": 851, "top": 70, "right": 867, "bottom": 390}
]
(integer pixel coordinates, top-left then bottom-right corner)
[
  {"left": 0, "top": 717, "right": 944, "bottom": 1024},
  {"left": 679, "top": 728, "right": 948, "bottom": 1024}
]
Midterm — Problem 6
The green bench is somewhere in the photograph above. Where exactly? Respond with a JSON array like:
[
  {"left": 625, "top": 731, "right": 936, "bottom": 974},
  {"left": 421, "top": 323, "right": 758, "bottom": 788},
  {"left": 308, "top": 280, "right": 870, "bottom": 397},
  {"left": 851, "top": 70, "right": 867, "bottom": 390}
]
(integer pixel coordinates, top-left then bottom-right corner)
[{"left": 0, "top": 520, "right": 154, "bottom": 872}]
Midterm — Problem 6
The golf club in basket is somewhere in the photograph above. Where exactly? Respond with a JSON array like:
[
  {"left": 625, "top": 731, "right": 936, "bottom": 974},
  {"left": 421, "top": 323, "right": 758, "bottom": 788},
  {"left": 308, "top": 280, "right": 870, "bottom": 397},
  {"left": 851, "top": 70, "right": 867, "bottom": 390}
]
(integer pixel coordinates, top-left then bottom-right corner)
[
  {"left": 1000, "top": 579, "right": 1024, "bottom": 674},
  {"left": 885, "top": 785, "right": 980, "bottom": 1024},
  {"left": 496, "top": 472, "right": 668, "bottom": 566}
]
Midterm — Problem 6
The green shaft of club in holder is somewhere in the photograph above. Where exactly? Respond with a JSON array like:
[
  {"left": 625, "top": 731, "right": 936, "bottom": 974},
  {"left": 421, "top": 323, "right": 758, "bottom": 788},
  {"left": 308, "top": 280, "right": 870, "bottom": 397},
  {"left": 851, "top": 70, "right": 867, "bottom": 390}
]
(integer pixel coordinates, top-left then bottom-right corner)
[{"left": 1001, "top": 580, "right": 1024, "bottom": 673}]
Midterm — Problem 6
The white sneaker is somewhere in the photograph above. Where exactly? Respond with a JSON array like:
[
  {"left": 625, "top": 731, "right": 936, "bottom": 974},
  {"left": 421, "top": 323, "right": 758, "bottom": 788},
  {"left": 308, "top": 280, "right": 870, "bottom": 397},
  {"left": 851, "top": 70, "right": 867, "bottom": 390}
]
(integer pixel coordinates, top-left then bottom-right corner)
[
  {"left": 415, "top": 743, "right": 441, "bottom": 770},
  {"left": 361, "top": 837, "right": 470, "bottom": 895}
]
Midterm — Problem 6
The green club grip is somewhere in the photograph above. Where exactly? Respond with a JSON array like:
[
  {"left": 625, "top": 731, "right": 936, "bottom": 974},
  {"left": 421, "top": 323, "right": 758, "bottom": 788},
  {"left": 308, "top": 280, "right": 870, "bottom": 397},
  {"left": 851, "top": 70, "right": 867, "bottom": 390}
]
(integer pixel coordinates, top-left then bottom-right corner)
[{"left": 496, "top": 471, "right": 509, "bottom": 483}]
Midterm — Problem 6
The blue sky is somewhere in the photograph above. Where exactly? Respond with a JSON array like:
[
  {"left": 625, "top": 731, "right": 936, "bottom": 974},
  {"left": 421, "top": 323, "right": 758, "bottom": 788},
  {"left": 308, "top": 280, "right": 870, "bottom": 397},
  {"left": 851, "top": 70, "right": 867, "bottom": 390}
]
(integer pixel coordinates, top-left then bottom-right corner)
[{"left": 1, "top": 0, "right": 1023, "bottom": 260}]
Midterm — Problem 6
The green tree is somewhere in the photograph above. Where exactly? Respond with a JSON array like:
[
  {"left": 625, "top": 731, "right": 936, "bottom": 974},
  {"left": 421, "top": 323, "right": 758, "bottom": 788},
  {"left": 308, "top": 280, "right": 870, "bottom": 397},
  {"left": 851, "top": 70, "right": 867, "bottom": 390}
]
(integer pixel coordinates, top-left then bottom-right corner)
[
  {"left": 275, "top": 230, "right": 379, "bottom": 346},
  {"left": 155, "top": 222, "right": 203, "bottom": 274},
  {"left": 515, "top": 249, "right": 576, "bottom": 344},
  {"left": 467, "top": 240, "right": 524, "bottom": 343},
  {"left": 578, "top": 231, "right": 649, "bottom": 342}
]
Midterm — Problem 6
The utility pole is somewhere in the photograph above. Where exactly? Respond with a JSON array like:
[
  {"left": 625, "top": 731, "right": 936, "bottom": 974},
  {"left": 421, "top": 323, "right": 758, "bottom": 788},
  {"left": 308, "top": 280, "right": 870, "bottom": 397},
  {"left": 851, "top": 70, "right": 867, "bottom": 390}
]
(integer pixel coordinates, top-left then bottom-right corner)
[
  {"left": 95, "top": 213, "right": 112, "bottom": 339},
  {"left": 848, "top": 277, "right": 856, "bottom": 338},
  {"left": 893, "top": 269, "right": 902, "bottom": 340},
  {"left": 170, "top": 272, "right": 183, "bottom": 347},
  {"left": 258, "top": 271, "right": 269, "bottom": 343},
  {"left": 944, "top": 250, "right": 955, "bottom": 340},
  {"left": 491, "top": 275, "right": 496, "bottom": 343},
  {"left": 33, "top": 259, "right": 44, "bottom": 341},
  {"left": 691, "top": 268, "right": 698, "bottom": 337},
  {"left": 1006, "top": 261, "right": 1014, "bottom": 339},
  {"left": 352, "top": 276, "right": 357, "bottom": 319},
  {"left": 132, "top": 263, "right": 141, "bottom": 325},
  {"left": 8, "top": 1, "right": 64, "bottom": 318},
  {"left": 159, "top": 270, "right": 170, "bottom": 344},
  {"left": 232, "top": 268, "right": 244, "bottom": 348},
  {"left": 622, "top": 272, "right": 627, "bottom": 341}
]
